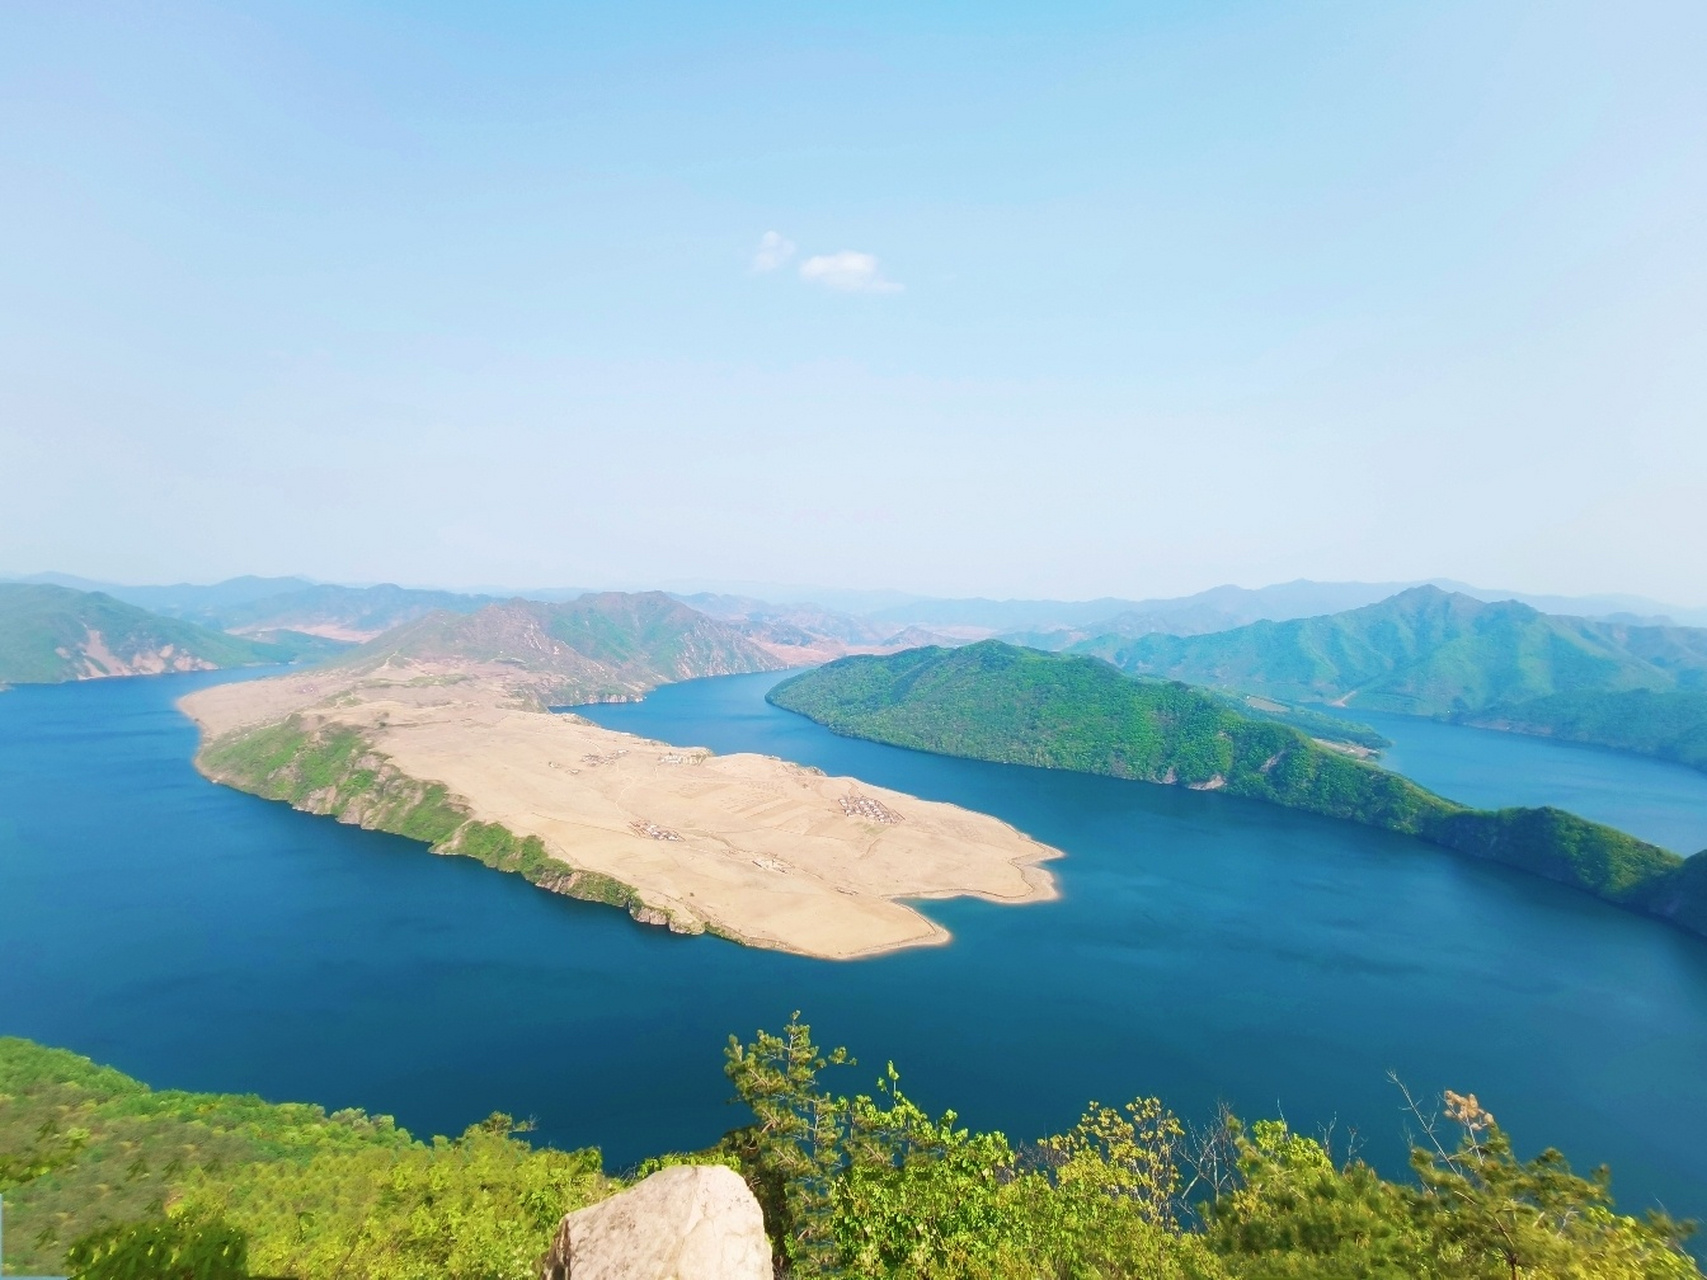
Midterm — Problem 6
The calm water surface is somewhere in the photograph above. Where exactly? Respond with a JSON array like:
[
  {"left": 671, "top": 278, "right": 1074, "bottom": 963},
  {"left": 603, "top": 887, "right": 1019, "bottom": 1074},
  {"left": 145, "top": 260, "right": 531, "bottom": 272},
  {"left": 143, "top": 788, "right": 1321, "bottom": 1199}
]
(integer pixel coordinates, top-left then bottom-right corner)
[
  {"left": 1346, "top": 708, "right": 1707, "bottom": 854},
  {"left": 4, "top": 669, "right": 1707, "bottom": 1232}
]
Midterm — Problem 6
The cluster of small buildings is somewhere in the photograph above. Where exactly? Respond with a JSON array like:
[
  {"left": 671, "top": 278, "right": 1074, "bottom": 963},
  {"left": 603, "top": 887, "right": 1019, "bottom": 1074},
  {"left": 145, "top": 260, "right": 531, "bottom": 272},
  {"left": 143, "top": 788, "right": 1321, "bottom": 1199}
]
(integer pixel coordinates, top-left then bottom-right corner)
[{"left": 840, "top": 792, "right": 903, "bottom": 824}]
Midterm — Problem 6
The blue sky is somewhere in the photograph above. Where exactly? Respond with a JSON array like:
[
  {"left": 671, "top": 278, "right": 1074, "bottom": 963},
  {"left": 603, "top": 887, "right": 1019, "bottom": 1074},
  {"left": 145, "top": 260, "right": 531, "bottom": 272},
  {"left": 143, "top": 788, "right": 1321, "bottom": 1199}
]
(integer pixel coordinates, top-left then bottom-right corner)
[{"left": 2, "top": 2, "right": 1703, "bottom": 601}]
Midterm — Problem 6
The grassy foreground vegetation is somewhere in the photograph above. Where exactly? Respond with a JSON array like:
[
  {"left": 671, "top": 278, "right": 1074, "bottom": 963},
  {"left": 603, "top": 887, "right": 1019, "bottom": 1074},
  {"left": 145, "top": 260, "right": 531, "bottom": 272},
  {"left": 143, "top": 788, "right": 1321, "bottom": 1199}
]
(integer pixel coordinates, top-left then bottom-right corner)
[
  {"left": 768, "top": 643, "right": 1707, "bottom": 938},
  {"left": 0, "top": 1038, "right": 606, "bottom": 1279},
  {"left": 2, "top": 1021, "right": 1696, "bottom": 1279}
]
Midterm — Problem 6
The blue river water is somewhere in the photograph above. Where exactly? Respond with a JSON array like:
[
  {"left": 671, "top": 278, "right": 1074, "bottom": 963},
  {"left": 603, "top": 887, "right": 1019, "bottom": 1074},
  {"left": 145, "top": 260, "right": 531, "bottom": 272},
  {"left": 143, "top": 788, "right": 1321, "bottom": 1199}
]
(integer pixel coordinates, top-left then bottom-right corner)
[
  {"left": 3, "top": 668, "right": 1707, "bottom": 1236},
  {"left": 1346, "top": 709, "right": 1707, "bottom": 855}
]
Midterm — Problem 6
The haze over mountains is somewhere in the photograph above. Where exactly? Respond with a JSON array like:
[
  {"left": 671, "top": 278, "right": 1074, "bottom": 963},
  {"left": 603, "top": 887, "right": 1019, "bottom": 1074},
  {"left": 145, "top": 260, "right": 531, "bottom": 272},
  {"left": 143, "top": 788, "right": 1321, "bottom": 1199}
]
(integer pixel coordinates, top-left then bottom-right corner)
[
  {"left": 0, "top": 584, "right": 315, "bottom": 683},
  {"left": 1079, "top": 586, "right": 1707, "bottom": 715},
  {"left": 8, "top": 571, "right": 1706, "bottom": 657},
  {"left": 8, "top": 571, "right": 1707, "bottom": 780},
  {"left": 5, "top": 573, "right": 503, "bottom": 642},
  {"left": 335, "top": 592, "right": 787, "bottom": 709},
  {"left": 1063, "top": 586, "right": 1707, "bottom": 777}
]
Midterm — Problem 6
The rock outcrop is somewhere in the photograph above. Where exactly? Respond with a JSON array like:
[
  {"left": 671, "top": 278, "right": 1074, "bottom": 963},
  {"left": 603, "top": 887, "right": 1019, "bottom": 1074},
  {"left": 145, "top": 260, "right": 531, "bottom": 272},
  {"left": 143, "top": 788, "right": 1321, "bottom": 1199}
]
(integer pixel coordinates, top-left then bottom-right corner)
[{"left": 539, "top": 1164, "right": 769, "bottom": 1280}]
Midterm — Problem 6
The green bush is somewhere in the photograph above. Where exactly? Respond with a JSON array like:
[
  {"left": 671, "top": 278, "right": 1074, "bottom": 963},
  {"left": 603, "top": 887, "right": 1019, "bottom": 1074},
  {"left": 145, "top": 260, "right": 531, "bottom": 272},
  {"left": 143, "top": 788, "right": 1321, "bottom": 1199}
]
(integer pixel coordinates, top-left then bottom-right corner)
[
  {"left": 712, "top": 1014, "right": 1696, "bottom": 1280},
  {"left": 7, "top": 1025, "right": 1700, "bottom": 1280},
  {"left": 65, "top": 1212, "right": 248, "bottom": 1280},
  {"left": 172, "top": 1116, "right": 606, "bottom": 1280}
]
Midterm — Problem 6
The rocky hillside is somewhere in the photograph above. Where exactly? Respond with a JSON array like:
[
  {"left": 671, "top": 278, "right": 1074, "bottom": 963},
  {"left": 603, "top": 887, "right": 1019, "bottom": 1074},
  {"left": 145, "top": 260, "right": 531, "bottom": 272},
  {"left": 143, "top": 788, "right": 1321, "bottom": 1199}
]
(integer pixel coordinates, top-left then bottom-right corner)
[
  {"left": 0, "top": 584, "right": 295, "bottom": 684},
  {"left": 327, "top": 591, "right": 788, "bottom": 707}
]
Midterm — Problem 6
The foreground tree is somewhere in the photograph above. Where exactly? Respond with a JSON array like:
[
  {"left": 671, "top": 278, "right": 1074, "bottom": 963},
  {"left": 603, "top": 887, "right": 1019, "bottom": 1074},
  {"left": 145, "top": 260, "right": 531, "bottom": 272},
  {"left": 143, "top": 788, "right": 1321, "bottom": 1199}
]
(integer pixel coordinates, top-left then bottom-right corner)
[
  {"left": 722, "top": 1013, "right": 1224, "bottom": 1278},
  {"left": 1205, "top": 1087, "right": 1697, "bottom": 1279}
]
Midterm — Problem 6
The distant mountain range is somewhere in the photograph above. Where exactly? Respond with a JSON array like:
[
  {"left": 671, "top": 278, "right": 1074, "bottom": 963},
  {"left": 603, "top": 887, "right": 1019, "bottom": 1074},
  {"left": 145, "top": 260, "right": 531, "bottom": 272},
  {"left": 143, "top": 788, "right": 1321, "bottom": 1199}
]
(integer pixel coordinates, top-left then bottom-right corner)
[
  {"left": 0, "top": 584, "right": 301, "bottom": 683},
  {"left": 673, "top": 578, "right": 1707, "bottom": 664},
  {"left": 9, "top": 568, "right": 1707, "bottom": 813},
  {"left": 9, "top": 572, "right": 1707, "bottom": 762},
  {"left": 325, "top": 591, "right": 785, "bottom": 708},
  {"left": 1061, "top": 586, "right": 1707, "bottom": 775},
  {"left": 10, "top": 571, "right": 1705, "bottom": 654},
  {"left": 667, "top": 592, "right": 898, "bottom": 663},
  {"left": 1074, "top": 586, "right": 1707, "bottom": 716},
  {"left": 210, "top": 583, "right": 500, "bottom": 641},
  {"left": 840, "top": 578, "right": 1707, "bottom": 639},
  {"left": 869, "top": 580, "right": 1420, "bottom": 636},
  {"left": 4, "top": 573, "right": 501, "bottom": 642},
  {"left": 9, "top": 571, "right": 320, "bottom": 614},
  {"left": 0, "top": 579, "right": 786, "bottom": 700}
]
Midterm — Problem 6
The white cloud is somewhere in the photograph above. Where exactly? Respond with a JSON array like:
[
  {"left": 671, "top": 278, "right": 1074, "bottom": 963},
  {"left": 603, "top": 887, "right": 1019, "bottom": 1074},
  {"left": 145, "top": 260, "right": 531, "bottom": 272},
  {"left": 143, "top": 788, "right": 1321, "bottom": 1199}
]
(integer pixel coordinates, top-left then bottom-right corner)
[
  {"left": 798, "top": 250, "right": 902, "bottom": 294},
  {"left": 751, "top": 230, "right": 796, "bottom": 272}
]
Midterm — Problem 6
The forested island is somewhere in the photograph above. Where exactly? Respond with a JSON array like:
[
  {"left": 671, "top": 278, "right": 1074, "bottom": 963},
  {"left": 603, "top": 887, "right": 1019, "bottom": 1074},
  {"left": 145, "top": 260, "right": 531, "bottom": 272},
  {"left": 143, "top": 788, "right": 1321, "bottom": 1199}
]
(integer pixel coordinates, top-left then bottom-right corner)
[
  {"left": 2, "top": 1021, "right": 1697, "bottom": 1279},
  {"left": 769, "top": 642, "right": 1707, "bottom": 938}
]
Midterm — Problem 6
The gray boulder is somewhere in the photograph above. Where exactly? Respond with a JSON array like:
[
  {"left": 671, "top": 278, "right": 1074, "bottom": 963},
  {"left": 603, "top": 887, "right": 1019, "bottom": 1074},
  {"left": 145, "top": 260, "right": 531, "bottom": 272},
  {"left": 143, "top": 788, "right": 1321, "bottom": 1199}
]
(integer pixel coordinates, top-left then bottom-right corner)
[{"left": 540, "top": 1164, "right": 770, "bottom": 1280}]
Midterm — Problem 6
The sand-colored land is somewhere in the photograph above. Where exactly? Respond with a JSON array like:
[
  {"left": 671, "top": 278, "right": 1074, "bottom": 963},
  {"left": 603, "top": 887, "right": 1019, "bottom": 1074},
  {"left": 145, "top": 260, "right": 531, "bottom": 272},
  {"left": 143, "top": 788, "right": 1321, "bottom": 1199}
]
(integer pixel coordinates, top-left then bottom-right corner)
[{"left": 180, "top": 662, "right": 1059, "bottom": 959}]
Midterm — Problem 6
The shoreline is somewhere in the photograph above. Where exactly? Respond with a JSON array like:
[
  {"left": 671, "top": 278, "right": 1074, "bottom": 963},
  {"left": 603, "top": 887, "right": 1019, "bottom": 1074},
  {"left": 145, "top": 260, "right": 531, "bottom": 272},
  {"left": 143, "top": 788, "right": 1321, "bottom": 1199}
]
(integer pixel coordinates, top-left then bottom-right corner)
[{"left": 177, "top": 663, "right": 1061, "bottom": 961}]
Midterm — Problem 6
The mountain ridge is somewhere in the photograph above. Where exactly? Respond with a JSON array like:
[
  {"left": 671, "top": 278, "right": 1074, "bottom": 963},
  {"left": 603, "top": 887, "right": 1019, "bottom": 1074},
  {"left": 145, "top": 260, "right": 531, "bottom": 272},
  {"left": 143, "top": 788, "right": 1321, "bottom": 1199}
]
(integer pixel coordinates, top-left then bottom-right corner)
[
  {"left": 0, "top": 583, "right": 299, "bottom": 684},
  {"left": 1071, "top": 586, "right": 1707, "bottom": 717},
  {"left": 327, "top": 591, "right": 789, "bottom": 709}
]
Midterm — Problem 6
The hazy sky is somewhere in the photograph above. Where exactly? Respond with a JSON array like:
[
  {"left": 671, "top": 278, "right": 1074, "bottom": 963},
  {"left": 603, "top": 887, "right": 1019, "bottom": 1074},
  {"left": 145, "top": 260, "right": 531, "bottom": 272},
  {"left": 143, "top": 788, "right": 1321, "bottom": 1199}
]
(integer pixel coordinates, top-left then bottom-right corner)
[{"left": 3, "top": 2, "right": 1704, "bottom": 602}]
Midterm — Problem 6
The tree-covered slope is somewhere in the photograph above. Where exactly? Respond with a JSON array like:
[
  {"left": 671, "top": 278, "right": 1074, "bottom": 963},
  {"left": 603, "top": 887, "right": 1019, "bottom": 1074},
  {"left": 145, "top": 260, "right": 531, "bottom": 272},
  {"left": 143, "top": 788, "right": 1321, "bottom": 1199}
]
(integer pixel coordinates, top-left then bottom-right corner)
[
  {"left": 1461, "top": 688, "right": 1707, "bottom": 775},
  {"left": 1071, "top": 585, "right": 1707, "bottom": 717},
  {"left": 0, "top": 1037, "right": 607, "bottom": 1278},
  {"left": 0, "top": 1036, "right": 410, "bottom": 1270},
  {"left": 0, "top": 584, "right": 293, "bottom": 684},
  {"left": 769, "top": 642, "right": 1707, "bottom": 935}
]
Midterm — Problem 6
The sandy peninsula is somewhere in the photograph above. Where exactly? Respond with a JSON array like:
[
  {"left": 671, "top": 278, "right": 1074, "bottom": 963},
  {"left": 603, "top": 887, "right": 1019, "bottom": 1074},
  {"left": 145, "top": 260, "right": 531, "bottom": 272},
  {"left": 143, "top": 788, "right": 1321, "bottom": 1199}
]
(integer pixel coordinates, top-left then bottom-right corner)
[{"left": 180, "top": 659, "right": 1060, "bottom": 959}]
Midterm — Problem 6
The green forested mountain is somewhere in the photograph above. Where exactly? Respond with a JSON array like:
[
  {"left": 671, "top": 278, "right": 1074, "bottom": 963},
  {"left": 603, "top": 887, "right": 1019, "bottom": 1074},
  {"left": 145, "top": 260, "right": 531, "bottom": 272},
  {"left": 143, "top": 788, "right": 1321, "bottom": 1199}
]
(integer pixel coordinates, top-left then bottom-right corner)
[
  {"left": 0, "top": 584, "right": 296, "bottom": 684},
  {"left": 1071, "top": 585, "right": 1707, "bottom": 717},
  {"left": 769, "top": 642, "right": 1707, "bottom": 936},
  {"left": 1462, "top": 688, "right": 1707, "bottom": 774},
  {"left": 4, "top": 1025, "right": 1697, "bottom": 1280}
]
